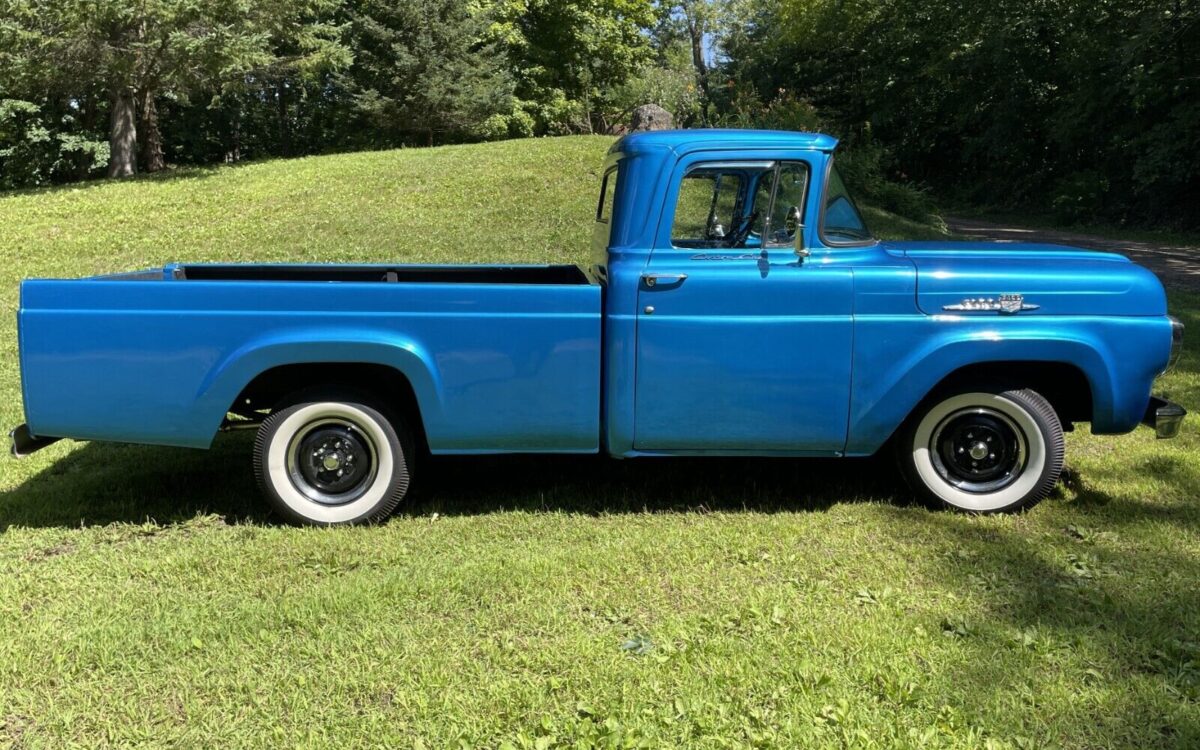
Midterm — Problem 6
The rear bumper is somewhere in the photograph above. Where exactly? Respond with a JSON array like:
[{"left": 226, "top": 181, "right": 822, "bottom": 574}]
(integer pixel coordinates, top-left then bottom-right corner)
[
  {"left": 1143, "top": 397, "right": 1187, "bottom": 439},
  {"left": 9, "top": 424, "right": 60, "bottom": 458}
]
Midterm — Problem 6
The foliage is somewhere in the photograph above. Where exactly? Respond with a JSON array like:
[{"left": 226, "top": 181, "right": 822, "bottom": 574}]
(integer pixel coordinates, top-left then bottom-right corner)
[
  {"left": 713, "top": 90, "right": 935, "bottom": 223},
  {"left": 608, "top": 41, "right": 704, "bottom": 127},
  {"left": 719, "top": 0, "right": 1200, "bottom": 228},
  {"left": 0, "top": 138, "right": 1198, "bottom": 747},
  {"left": 0, "top": 99, "right": 109, "bottom": 189},
  {"left": 0, "top": 0, "right": 1195, "bottom": 231},
  {"left": 0, "top": 0, "right": 325, "bottom": 175},
  {"left": 338, "top": 0, "right": 513, "bottom": 146},
  {"left": 483, "top": 0, "right": 658, "bottom": 134},
  {"left": 651, "top": 0, "right": 726, "bottom": 125},
  {"left": 0, "top": 0, "right": 665, "bottom": 183}
]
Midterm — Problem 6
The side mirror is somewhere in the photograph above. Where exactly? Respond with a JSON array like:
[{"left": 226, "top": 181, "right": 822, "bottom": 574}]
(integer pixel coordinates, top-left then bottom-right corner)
[{"left": 784, "top": 205, "right": 802, "bottom": 233}]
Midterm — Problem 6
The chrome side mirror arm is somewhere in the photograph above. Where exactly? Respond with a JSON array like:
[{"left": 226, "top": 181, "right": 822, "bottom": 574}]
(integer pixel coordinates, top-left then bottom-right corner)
[
  {"left": 786, "top": 206, "right": 809, "bottom": 261},
  {"left": 794, "top": 225, "right": 810, "bottom": 261}
]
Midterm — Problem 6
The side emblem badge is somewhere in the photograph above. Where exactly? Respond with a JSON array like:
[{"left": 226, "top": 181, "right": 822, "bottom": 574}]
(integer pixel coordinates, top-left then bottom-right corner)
[
  {"left": 943, "top": 294, "right": 1040, "bottom": 314},
  {"left": 998, "top": 293, "right": 1028, "bottom": 314}
]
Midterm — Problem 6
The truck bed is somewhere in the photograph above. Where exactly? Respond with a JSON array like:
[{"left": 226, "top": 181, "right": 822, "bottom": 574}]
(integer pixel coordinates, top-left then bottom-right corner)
[
  {"left": 18, "top": 264, "right": 602, "bottom": 453},
  {"left": 102, "top": 263, "right": 590, "bottom": 285}
]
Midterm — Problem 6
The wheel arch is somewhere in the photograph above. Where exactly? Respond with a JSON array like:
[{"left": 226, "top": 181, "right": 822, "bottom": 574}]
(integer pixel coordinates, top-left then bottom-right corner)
[
  {"left": 232, "top": 363, "right": 430, "bottom": 454},
  {"left": 919, "top": 360, "right": 1094, "bottom": 425},
  {"left": 848, "top": 337, "right": 1115, "bottom": 456},
  {"left": 193, "top": 330, "right": 443, "bottom": 449}
]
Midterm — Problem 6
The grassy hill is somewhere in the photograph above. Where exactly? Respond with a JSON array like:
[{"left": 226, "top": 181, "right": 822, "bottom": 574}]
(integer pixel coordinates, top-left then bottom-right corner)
[{"left": 0, "top": 137, "right": 1198, "bottom": 748}]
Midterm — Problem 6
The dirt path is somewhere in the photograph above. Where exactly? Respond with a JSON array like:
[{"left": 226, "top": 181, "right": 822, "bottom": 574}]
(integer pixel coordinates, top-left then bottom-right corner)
[{"left": 945, "top": 216, "right": 1200, "bottom": 292}]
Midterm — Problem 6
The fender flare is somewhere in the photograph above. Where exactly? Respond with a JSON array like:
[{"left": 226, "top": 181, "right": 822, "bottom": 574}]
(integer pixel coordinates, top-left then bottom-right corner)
[
  {"left": 191, "top": 328, "right": 444, "bottom": 446},
  {"left": 847, "top": 333, "right": 1116, "bottom": 455}
]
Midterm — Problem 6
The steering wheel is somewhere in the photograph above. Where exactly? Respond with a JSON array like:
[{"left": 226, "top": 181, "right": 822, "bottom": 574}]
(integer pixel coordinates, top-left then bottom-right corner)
[{"left": 725, "top": 211, "right": 759, "bottom": 247}]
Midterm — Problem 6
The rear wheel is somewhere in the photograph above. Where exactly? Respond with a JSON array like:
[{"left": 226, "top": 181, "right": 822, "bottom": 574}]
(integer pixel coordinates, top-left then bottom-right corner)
[
  {"left": 253, "top": 389, "right": 414, "bottom": 525},
  {"left": 897, "top": 386, "right": 1064, "bottom": 513}
]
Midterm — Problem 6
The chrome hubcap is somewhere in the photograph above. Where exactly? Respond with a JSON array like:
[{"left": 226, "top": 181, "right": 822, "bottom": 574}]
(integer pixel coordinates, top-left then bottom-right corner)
[{"left": 968, "top": 441, "right": 989, "bottom": 461}]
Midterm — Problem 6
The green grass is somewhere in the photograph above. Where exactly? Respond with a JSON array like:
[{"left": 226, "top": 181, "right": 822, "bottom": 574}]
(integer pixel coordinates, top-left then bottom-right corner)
[
  {"left": 1, "top": 137, "right": 1198, "bottom": 749},
  {"left": 863, "top": 205, "right": 954, "bottom": 241}
]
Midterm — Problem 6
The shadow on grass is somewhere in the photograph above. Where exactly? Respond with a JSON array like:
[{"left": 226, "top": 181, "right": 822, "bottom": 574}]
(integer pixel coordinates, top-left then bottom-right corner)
[
  {"left": 0, "top": 160, "right": 260, "bottom": 202},
  {"left": 902, "top": 505, "right": 1200, "bottom": 746},
  {"left": 0, "top": 433, "right": 911, "bottom": 530}
]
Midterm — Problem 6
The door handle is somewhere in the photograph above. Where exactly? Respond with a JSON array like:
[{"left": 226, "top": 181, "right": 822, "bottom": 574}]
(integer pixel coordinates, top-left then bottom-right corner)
[{"left": 642, "top": 273, "right": 688, "bottom": 288}]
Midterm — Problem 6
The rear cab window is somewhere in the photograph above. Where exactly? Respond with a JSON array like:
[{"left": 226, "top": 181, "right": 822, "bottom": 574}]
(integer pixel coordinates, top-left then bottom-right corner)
[{"left": 597, "top": 167, "right": 618, "bottom": 223}]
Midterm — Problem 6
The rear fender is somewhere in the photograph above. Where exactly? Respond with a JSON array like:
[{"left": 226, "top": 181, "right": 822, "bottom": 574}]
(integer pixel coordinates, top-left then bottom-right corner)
[{"left": 193, "top": 328, "right": 444, "bottom": 446}]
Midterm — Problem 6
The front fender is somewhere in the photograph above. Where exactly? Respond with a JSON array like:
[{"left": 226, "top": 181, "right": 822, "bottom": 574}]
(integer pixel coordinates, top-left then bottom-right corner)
[
  {"left": 845, "top": 316, "right": 1169, "bottom": 455},
  {"left": 193, "top": 328, "right": 444, "bottom": 445}
]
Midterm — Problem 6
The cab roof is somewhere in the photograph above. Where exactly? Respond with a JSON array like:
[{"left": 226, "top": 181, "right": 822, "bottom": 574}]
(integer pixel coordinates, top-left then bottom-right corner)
[{"left": 611, "top": 129, "right": 839, "bottom": 156}]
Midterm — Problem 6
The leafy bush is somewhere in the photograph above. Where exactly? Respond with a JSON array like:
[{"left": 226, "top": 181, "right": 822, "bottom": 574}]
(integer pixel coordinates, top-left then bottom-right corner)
[
  {"left": 716, "top": 90, "right": 823, "bottom": 132},
  {"left": 608, "top": 43, "right": 703, "bottom": 128},
  {"left": 0, "top": 99, "right": 108, "bottom": 190},
  {"left": 1051, "top": 171, "right": 1111, "bottom": 224}
]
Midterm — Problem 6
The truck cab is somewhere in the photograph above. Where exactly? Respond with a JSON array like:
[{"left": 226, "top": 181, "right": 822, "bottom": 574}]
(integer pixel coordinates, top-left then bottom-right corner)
[
  {"left": 11, "top": 129, "right": 1185, "bottom": 524},
  {"left": 594, "top": 131, "right": 860, "bottom": 456}
]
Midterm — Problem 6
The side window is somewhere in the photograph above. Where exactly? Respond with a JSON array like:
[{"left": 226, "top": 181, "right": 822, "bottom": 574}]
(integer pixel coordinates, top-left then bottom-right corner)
[
  {"left": 764, "top": 162, "right": 810, "bottom": 246},
  {"left": 671, "top": 169, "right": 746, "bottom": 248},
  {"left": 596, "top": 167, "right": 617, "bottom": 223},
  {"left": 668, "top": 161, "right": 811, "bottom": 249},
  {"left": 822, "top": 166, "right": 872, "bottom": 243}
]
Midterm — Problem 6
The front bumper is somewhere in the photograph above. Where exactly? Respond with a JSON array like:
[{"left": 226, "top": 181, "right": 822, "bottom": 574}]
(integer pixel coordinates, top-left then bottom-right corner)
[
  {"left": 9, "top": 424, "right": 60, "bottom": 458},
  {"left": 1143, "top": 397, "right": 1187, "bottom": 439}
]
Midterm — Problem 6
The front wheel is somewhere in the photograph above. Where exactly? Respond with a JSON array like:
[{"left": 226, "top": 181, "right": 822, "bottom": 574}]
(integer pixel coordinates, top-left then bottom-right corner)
[
  {"left": 253, "top": 389, "right": 414, "bottom": 525},
  {"left": 897, "top": 386, "right": 1064, "bottom": 513}
]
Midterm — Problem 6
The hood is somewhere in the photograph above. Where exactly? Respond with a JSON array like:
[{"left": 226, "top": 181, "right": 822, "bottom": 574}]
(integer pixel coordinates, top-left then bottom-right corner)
[{"left": 883, "top": 241, "right": 1167, "bottom": 317}]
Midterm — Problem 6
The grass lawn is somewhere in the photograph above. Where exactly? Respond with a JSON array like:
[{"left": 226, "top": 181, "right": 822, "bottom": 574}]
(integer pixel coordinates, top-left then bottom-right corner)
[{"left": 1, "top": 136, "right": 1197, "bottom": 749}]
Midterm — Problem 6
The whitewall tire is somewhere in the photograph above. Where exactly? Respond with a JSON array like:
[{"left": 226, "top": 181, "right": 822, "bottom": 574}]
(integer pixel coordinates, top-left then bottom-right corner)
[
  {"left": 253, "top": 389, "right": 414, "bottom": 525},
  {"left": 897, "top": 387, "right": 1064, "bottom": 513}
]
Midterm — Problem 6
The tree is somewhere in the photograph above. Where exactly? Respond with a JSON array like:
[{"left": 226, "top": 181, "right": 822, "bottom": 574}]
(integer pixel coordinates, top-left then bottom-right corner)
[
  {"left": 608, "top": 40, "right": 704, "bottom": 127},
  {"left": 484, "top": 0, "right": 657, "bottom": 133},
  {"left": 718, "top": 0, "right": 1199, "bottom": 227},
  {"left": 340, "top": 0, "right": 513, "bottom": 146},
  {"left": 0, "top": 0, "right": 344, "bottom": 177},
  {"left": 653, "top": 1, "right": 722, "bottom": 124}
]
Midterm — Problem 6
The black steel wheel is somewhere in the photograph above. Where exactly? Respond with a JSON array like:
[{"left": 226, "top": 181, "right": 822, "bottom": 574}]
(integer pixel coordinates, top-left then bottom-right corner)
[
  {"left": 253, "top": 388, "right": 414, "bottom": 525},
  {"left": 897, "top": 386, "right": 1064, "bottom": 513}
]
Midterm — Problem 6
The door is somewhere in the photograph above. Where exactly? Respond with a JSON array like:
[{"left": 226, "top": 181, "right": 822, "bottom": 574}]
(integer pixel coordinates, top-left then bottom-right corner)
[{"left": 633, "top": 159, "right": 854, "bottom": 453}]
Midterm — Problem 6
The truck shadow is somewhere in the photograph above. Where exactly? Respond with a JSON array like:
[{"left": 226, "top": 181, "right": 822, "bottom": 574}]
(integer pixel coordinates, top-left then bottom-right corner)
[
  {"left": 0, "top": 433, "right": 912, "bottom": 530},
  {"left": 407, "top": 452, "right": 909, "bottom": 517},
  {"left": 880, "top": 505, "right": 1200, "bottom": 746}
]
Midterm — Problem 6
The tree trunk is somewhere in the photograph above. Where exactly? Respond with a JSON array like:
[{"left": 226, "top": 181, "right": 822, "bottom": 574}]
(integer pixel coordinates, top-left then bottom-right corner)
[
  {"left": 276, "top": 81, "right": 291, "bottom": 157},
  {"left": 687, "top": 15, "right": 711, "bottom": 126},
  {"left": 77, "top": 94, "right": 101, "bottom": 180},
  {"left": 107, "top": 89, "right": 138, "bottom": 178},
  {"left": 139, "top": 93, "right": 165, "bottom": 173},
  {"left": 227, "top": 108, "right": 242, "bottom": 163}
]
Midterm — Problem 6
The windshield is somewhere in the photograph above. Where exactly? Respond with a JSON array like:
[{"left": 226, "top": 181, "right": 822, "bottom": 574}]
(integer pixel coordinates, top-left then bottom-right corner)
[{"left": 822, "top": 165, "right": 872, "bottom": 244}]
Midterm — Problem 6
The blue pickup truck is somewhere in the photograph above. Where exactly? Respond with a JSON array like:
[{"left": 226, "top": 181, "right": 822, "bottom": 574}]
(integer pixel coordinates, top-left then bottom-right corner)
[{"left": 10, "top": 130, "right": 1185, "bottom": 524}]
